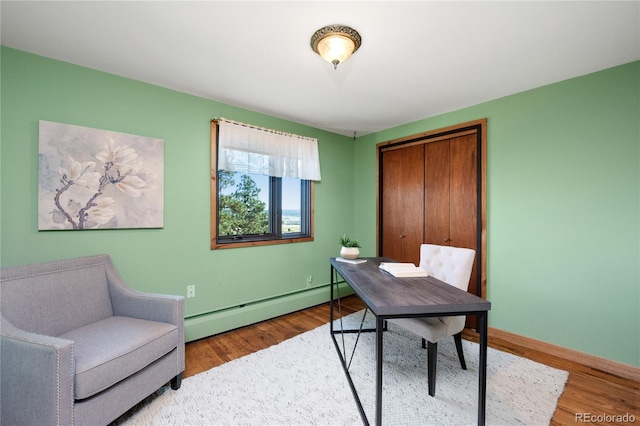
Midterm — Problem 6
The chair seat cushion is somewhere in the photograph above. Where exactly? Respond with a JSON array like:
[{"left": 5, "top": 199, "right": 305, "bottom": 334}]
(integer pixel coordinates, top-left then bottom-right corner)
[
  {"left": 390, "top": 315, "right": 465, "bottom": 343},
  {"left": 59, "top": 316, "right": 178, "bottom": 399}
]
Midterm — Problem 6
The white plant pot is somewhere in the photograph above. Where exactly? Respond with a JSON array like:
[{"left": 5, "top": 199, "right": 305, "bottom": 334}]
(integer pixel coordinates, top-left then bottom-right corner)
[{"left": 340, "top": 247, "right": 360, "bottom": 260}]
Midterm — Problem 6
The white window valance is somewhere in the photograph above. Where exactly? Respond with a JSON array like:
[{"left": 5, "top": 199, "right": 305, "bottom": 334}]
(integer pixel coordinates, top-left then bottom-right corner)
[{"left": 216, "top": 118, "right": 321, "bottom": 181}]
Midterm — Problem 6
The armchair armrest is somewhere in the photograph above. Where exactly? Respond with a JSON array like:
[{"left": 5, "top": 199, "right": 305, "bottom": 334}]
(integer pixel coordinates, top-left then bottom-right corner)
[
  {"left": 104, "top": 260, "right": 184, "bottom": 326},
  {"left": 103, "top": 259, "right": 185, "bottom": 374},
  {"left": 1, "top": 316, "right": 74, "bottom": 426}
]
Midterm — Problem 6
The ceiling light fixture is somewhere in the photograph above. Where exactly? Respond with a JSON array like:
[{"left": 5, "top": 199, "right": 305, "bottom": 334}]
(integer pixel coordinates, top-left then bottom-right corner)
[{"left": 310, "top": 25, "right": 362, "bottom": 70}]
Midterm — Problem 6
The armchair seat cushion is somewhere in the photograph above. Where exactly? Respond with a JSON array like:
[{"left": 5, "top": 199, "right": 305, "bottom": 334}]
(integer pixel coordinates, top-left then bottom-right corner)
[{"left": 59, "top": 316, "right": 178, "bottom": 399}]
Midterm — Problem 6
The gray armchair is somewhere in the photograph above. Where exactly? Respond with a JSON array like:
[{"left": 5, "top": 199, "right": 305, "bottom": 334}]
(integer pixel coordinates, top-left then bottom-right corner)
[{"left": 1, "top": 254, "right": 185, "bottom": 426}]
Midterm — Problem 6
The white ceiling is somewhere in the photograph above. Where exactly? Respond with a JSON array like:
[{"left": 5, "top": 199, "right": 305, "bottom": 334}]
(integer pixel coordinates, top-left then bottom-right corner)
[{"left": 1, "top": 1, "right": 638, "bottom": 137}]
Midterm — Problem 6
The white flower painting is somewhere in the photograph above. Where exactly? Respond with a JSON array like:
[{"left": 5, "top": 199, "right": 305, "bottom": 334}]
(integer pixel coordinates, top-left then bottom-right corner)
[{"left": 38, "top": 121, "right": 164, "bottom": 230}]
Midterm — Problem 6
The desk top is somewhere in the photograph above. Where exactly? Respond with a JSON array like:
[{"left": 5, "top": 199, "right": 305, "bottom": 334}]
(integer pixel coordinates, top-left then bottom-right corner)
[{"left": 331, "top": 257, "right": 491, "bottom": 318}]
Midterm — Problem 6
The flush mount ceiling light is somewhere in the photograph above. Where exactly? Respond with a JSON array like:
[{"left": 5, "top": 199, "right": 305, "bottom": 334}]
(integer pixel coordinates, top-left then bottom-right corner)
[{"left": 310, "top": 25, "right": 362, "bottom": 70}]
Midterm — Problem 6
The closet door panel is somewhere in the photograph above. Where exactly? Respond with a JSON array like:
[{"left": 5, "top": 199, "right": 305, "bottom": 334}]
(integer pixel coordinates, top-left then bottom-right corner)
[
  {"left": 449, "top": 134, "right": 479, "bottom": 297},
  {"left": 424, "top": 140, "right": 450, "bottom": 245},
  {"left": 449, "top": 134, "right": 477, "bottom": 248},
  {"left": 381, "top": 148, "right": 405, "bottom": 260},
  {"left": 402, "top": 145, "right": 425, "bottom": 266},
  {"left": 381, "top": 144, "right": 424, "bottom": 266}
]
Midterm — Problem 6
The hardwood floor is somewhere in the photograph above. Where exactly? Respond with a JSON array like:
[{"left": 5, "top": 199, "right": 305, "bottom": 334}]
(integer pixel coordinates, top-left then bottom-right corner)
[{"left": 185, "top": 295, "right": 639, "bottom": 425}]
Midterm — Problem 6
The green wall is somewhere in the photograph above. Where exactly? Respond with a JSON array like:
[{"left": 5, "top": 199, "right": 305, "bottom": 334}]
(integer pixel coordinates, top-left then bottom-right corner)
[
  {"left": 0, "top": 47, "right": 357, "bottom": 340},
  {"left": 354, "top": 62, "right": 640, "bottom": 367},
  {"left": 1, "top": 47, "right": 638, "bottom": 366}
]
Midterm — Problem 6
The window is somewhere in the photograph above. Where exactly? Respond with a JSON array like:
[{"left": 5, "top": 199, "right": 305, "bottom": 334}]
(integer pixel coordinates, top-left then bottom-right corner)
[
  {"left": 211, "top": 119, "right": 320, "bottom": 249},
  {"left": 216, "top": 171, "right": 311, "bottom": 240}
]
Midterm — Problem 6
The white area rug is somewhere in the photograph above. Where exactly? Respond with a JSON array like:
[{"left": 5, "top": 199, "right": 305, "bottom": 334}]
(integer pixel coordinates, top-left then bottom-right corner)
[{"left": 118, "top": 310, "right": 568, "bottom": 425}]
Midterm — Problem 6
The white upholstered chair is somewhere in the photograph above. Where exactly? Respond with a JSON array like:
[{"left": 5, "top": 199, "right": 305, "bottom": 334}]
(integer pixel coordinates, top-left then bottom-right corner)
[{"left": 389, "top": 244, "right": 476, "bottom": 397}]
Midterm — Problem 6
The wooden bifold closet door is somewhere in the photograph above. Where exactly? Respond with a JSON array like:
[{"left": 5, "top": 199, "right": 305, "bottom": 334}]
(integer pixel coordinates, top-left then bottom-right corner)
[
  {"left": 380, "top": 143, "right": 425, "bottom": 267},
  {"left": 423, "top": 134, "right": 479, "bottom": 298},
  {"left": 378, "top": 119, "right": 487, "bottom": 310}
]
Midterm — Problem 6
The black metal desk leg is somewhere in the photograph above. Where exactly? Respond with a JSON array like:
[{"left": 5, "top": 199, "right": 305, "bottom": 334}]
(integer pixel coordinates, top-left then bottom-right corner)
[
  {"left": 376, "top": 316, "right": 384, "bottom": 426},
  {"left": 330, "top": 265, "right": 335, "bottom": 332},
  {"left": 477, "top": 312, "right": 488, "bottom": 426}
]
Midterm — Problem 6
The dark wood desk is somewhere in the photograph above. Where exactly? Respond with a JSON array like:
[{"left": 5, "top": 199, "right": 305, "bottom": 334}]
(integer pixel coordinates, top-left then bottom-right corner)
[{"left": 329, "top": 257, "right": 491, "bottom": 426}]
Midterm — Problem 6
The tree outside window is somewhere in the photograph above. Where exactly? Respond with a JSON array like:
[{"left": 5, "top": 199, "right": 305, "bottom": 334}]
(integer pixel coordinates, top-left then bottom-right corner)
[{"left": 218, "top": 171, "right": 269, "bottom": 236}]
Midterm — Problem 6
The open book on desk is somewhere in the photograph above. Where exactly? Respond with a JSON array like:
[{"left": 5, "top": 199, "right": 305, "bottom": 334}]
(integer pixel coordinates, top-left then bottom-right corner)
[{"left": 379, "top": 262, "right": 428, "bottom": 277}]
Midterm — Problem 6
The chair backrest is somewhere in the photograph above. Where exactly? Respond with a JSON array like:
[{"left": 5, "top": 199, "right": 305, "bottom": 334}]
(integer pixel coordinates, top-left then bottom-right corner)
[
  {"left": 419, "top": 244, "right": 475, "bottom": 291},
  {"left": 0, "top": 255, "right": 114, "bottom": 337}
]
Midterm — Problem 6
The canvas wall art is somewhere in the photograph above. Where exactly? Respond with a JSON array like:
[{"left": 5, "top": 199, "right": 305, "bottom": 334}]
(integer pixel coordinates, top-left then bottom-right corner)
[{"left": 38, "top": 120, "right": 164, "bottom": 230}]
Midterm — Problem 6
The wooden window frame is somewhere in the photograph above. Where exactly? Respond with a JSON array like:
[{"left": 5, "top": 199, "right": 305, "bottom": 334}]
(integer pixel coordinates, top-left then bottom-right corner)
[{"left": 210, "top": 121, "right": 314, "bottom": 250}]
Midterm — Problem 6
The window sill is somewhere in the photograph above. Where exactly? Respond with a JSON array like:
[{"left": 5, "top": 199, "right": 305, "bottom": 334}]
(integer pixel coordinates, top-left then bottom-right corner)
[{"left": 211, "top": 235, "right": 314, "bottom": 250}]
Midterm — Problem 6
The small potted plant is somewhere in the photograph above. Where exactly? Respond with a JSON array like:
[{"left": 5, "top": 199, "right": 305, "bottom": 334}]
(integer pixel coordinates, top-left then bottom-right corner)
[{"left": 339, "top": 234, "right": 361, "bottom": 259}]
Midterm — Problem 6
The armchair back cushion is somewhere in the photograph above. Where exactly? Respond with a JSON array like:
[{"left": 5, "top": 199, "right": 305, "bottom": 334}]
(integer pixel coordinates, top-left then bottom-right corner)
[{"left": 1, "top": 262, "right": 114, "bottom": 336}]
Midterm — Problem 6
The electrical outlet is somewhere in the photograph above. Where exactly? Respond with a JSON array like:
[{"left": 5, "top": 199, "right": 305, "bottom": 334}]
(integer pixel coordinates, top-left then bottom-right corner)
[
  {"left": 187, "top": 285, "right": 196, "bottom": 298},
  {"left": 307, "top": 275, "right": 313, "bottom": 286}
]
